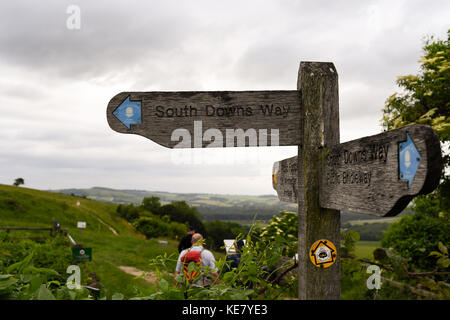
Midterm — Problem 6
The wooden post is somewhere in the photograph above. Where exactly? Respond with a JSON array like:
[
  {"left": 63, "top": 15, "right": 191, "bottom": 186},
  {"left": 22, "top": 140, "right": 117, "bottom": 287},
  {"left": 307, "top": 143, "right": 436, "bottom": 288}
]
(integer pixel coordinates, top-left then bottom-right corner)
[
  {"left": 51, "top": 219, "right": 60, "bottom": 237},
  {"left": 297, "top": 62, "right": 340, "bottom": 299}
]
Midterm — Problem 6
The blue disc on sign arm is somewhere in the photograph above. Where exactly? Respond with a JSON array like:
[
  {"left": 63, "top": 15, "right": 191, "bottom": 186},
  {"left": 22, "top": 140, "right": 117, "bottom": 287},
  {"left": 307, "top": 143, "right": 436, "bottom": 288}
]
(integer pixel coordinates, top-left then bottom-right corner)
[
  {"left": 113, "top": 96, "right": 142, "bottom": 129},
  {"left": 399, "top": 133, "right": 421, "bottom": 187}
]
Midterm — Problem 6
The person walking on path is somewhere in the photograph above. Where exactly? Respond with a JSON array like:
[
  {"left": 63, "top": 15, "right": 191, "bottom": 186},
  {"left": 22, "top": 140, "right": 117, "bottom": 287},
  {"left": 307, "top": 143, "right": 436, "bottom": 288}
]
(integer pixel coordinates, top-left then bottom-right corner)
[
  {"left": 178, "top": 227, "right": 195, "bottom": 253},
  {"left": 175, "top": 233, "right": 219, "bottom": 287}
]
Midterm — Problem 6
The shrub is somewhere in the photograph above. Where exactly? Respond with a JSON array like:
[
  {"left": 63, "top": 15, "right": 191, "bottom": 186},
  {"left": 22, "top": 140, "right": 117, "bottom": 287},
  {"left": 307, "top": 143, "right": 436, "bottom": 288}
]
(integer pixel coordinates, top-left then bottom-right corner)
[
  {"left": 381, "top": 213, "right": 450, "bottom": 270},
  {"left": 0, "top": 233, "right": 72, "bottom": 280},
  {"left": 133, "top": 217, "right": 171, "bottom": 239},
  {"left": 168, "top": 221, "right": 187, "bottom": 239},
  {"left": 204, "top": 220, "right": 245, "bottom": 251},
  {"left": 259, "top": 211, "right": 298, "bottom": 257}
]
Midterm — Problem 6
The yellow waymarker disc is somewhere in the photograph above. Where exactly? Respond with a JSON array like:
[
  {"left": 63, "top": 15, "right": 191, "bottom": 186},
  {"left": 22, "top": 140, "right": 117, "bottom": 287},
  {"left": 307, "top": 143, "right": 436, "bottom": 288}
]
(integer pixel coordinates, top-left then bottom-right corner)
[
  {"left": 309, "top": 239, "right": 337, "bottom": 268},
  {"left": 272, "top": 162, "right": 279, "bottom": 188}
]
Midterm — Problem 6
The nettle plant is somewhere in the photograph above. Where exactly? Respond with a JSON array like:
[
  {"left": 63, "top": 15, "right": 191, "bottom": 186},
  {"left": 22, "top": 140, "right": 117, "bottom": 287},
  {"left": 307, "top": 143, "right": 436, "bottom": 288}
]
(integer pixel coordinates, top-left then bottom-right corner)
[{"left": 0, "top": 252, "right": 91, "bottom": 300}]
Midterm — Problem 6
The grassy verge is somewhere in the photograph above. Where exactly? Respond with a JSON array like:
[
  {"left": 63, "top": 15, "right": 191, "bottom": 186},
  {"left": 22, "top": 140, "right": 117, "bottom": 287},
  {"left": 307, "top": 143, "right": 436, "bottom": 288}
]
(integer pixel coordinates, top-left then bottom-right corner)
[
  {"left": 354, "top": 241, "right": 380, "bottom": 259},
  {"left": 0, "top": 184, "right": 179, "bottom": 297},
  {"left": 0, "top": 184, "right": 227, "bottom": 298}
]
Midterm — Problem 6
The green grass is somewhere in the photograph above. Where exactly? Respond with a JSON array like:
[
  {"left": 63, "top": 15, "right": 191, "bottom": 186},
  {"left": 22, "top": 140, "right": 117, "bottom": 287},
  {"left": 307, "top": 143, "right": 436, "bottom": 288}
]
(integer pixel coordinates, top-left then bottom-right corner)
[
  {"left": 348, "top": 217, "right": 400, "bottom": 226},
  {"left": 354, "top": 241, "right": 380, "bottom": 259},
  {"left": 0, "top": 184, "right": 184, "bottom": 297}
]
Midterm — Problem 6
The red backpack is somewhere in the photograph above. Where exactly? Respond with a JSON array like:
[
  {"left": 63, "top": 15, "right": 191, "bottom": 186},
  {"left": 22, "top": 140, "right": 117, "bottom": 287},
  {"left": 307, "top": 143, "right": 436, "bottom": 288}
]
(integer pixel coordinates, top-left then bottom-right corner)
[{"left": 181, "top": 249, "right": 204, "bottom": 284}]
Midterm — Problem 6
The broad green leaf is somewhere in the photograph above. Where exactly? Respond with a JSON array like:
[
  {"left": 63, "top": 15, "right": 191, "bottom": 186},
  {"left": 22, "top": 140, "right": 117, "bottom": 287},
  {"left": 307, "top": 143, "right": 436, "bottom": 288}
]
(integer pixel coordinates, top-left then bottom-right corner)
[
  {"left": 437, "top": 258, "right": 450, "bottom": 268},
  {"left": 7, "top": 253, "right": 33, "bottom": 274},
  {"left": 159, "top": 278, "right": 169, "bottom": 292},
  {"left": 438, "top": 242, "right": 448, "bottom": 255},
  {"left": 29, "top": 277, "right": 43, "bottom": 292},
  {"left": 68, "top": 290, "right": 77, "bottom": 300},
  {"left": 111, "top": 293, "right": 124, "bottom": 300},
  {"left": 0, "top": 278, "right": 19, "bottom": 291},
  {"left": 174, "top": 273, "right": 184, "bottom": 283},
  {"left": 36, "top": 284, "right": 56, "bottom": 300},
  {"left": 429, "top": 251, "right": 443, "bottom": 257},
  {"left": 24, "top": 266, "right": 59, "bottom": 277}
]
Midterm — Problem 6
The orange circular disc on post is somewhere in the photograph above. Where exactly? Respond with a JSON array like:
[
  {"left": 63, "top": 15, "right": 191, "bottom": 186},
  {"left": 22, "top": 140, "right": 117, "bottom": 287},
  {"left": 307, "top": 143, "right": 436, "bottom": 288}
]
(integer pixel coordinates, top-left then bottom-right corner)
[{"left": 309, "top": 239, "right": 337, "bottom": 268}]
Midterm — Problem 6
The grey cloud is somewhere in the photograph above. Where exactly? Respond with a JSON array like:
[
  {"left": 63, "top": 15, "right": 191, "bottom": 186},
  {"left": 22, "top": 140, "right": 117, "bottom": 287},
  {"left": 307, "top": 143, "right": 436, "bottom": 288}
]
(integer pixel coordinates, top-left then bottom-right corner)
[
  {"left": 0, "top": 0, "right": 448, "bottom": 194},
  {"left": 0, "top": 1, "right": 200, "bottom": 80}
]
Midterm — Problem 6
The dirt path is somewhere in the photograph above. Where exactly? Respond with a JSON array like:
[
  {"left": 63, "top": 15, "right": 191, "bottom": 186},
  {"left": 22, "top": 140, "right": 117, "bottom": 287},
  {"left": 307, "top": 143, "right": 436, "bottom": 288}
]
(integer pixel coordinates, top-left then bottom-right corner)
[
  {"left": 118, "top": 266, "right": 162, "bottom": 285},
  {"left": 97, "top": 218, "right": 119, "bottom": 236}
]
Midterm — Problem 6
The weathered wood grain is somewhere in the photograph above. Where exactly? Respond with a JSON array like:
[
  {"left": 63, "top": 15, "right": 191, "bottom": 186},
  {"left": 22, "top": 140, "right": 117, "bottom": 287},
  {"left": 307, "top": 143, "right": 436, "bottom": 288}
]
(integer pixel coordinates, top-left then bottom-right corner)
[
  {"left": 272, "top": 155, "right": 298, "bottom": 203},
  {"left": 297, "top": 61, "right": 341, "bottom": 300},
  {"left": 107, "top": 91, "right": 301, "bottom": 148},
  {"left": 273, "top": 124, "right": 443, "bottom": 217},
  {"left": 321, "top": 124, "right": 442, "bottom": 216}
]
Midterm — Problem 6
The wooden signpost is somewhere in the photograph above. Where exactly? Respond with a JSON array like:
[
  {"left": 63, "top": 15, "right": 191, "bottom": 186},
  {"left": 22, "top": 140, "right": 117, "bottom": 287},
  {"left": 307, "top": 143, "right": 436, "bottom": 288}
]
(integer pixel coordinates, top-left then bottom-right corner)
[
  {"left": 107, "top": 61, "right": 443, "bottom": 300},
  {"left": 273, "top": 124, "right": 442, "bottom": 216},
  {"left": 107, "top": 91, "right": 301, "bottom": 148}
]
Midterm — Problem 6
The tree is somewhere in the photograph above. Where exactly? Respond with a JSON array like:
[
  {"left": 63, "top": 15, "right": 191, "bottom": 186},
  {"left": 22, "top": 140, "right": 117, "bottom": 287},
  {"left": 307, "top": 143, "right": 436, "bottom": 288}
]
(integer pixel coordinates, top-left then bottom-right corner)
[
  {"left": 158, "top": 201, "right": 206, "bottom": 235},
  {"left": 381, "top": 31, "right": 450, "bottom": 271},
  {"left": 13, "top": 178, "right": 24, "bottom": 187},
  {"left": 382, "top": 31, "right": 449, "bottom": 141},
  {"left": 141, "top": 196, "right": 161, "bottom": 214},
  {"left": 381, "top": 30, "right": 449, "bottom": 217},
  {"left": 204, "top": 220, "right": 245, "bottom": 250}
]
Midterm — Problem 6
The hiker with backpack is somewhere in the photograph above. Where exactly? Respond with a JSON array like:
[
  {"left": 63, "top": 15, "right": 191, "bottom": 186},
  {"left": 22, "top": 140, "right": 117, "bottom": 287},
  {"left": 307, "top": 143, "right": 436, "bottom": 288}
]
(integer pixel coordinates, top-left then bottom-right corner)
[
  {"left": 177, "top": 227, "right": 195, "bottom": 253},
  {"left": 175, "top": 233, "right": 219, "bottom": 287}
]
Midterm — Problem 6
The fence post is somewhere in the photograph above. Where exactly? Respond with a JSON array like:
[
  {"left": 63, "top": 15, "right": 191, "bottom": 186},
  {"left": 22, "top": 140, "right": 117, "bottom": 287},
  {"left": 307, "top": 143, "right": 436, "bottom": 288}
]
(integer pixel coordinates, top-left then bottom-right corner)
[{"left": 51, "top": 220, "right": 60, "bottom": 237}]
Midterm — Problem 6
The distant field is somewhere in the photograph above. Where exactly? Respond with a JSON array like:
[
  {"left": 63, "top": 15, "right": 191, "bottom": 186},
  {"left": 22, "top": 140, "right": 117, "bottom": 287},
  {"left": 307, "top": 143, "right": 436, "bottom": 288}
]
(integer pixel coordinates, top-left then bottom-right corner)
[
  {"left": 54, "top": 187, "right": 402, "bottom": 224},
  {"left": 348, "top": 217, "right": 400, "bottom": 226},
  {"left": 354, "top": 241, "right": 380, "bottom": 259}
]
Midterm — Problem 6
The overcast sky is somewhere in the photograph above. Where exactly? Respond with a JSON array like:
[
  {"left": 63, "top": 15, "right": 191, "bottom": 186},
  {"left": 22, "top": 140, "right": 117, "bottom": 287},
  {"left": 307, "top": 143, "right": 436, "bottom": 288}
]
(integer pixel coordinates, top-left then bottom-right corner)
[{"left": 0, "top": 0, "right": 448, "bottom": 195}]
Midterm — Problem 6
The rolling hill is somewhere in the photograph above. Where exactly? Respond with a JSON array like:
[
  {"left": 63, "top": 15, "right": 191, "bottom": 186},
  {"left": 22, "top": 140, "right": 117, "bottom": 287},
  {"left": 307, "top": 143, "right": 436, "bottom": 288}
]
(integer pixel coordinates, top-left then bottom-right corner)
[
  {"left": 0, "top": 184, "right": 181, "bottom": 297},
  {"left": 52, "top": 186, "right": 399, "bottom": 224}
]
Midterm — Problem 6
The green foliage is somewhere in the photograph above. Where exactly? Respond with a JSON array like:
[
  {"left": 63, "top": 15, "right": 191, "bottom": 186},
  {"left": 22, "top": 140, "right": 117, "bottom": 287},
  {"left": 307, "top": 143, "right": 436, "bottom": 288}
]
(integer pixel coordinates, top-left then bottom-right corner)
[
  {"left": 382, "top": 30, "right": 450, "bottom": 141},
  {"left": 413, "top": 189, "right": 450, "bottom": 219},
  {"left": 133, "top": 217, "right": 187, "bottom": 239},
  {"left": 0, "top": 233, "right": 72, "bottom": 279},
  {"left": 146, "top": 226, "right": 298, "bottom": 300},
  {"left": 429, "top": 241, "right": 450, "bottom": 269},
  {"left": 340, "top": 230, "right": 373, "bottom": 299},
  {"left": 133, "top": 217, "right": 170, "bottom": 238},
  {"left": 341, "top": 229, "right": 360, "bottom": 257},
  {"left": 0, "top": 184, "right": 179, "bottom": 298},
  {"left": 376, "top": 31, "right": 450, "bottom": 299},
  {"left": 118, "top": 198, "right": 198, "bottom": 240},
  {"left": 381, "top": 30, "right": 449, "bottom": 218},
  {"left": 342, "top": 222, "right": 390, "bottom": 241},
  {"left": 204, "top": 220, "right": 245, "bottom": 251},
  {"left": 141, "top": 196, "right": 161, "bottom": 214},
  {"left": 340, "top": 228, "right": 450, "bottom": 300},
  {"left": 119, "top": 197, "right": 207, "bottom": 238},
  {"left": 259, "top": 211, "right": 298, "bottom": 257},
  {"left": 116, "top": 204, "right": 141, "bottom": 221},
  {"left": 381, "top": 213, "right": 450, "bottom": 270},
  {"left": 158, "top": 201, "right": 206, "bottom": 235},
  {"left": 13, "top": 178, "right": 24, "bottom": 187},
  {"left": 0, "top": 252, "right": 93, "bottom": 300},
  {"left": 0, "top": 235, "right": 92, "bottom": 300},
  {"left": 372, "top": 244, "right": 450, "bottom": 299}
]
